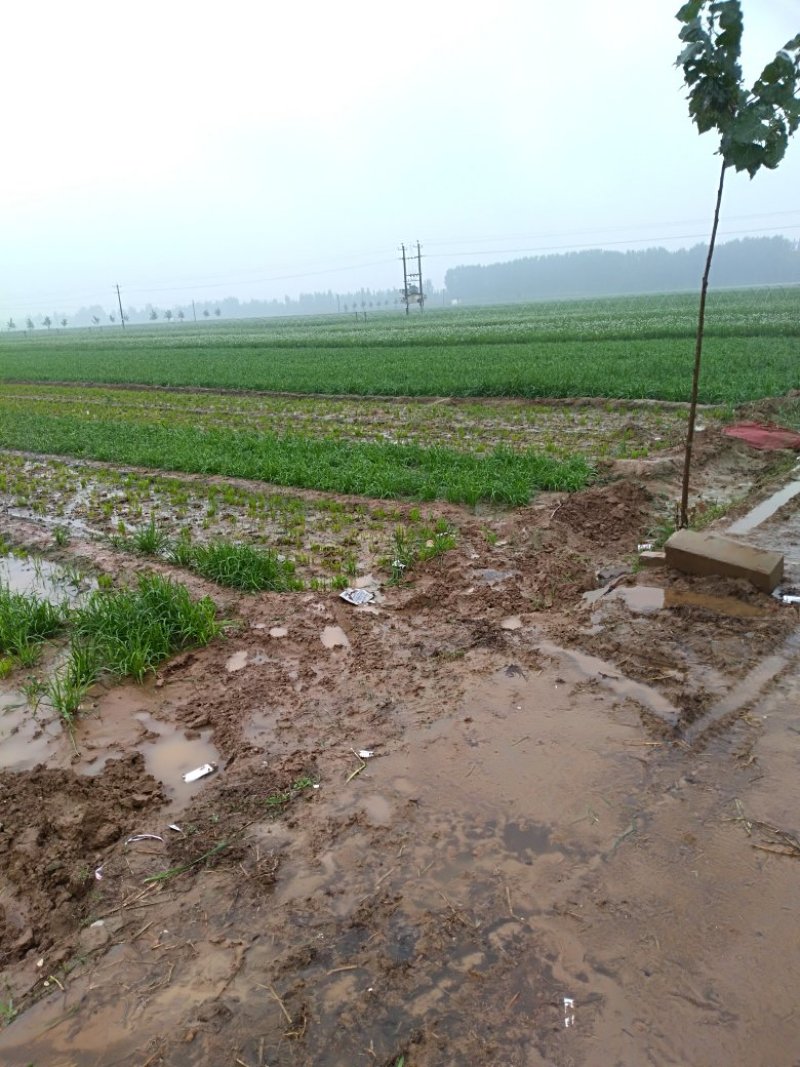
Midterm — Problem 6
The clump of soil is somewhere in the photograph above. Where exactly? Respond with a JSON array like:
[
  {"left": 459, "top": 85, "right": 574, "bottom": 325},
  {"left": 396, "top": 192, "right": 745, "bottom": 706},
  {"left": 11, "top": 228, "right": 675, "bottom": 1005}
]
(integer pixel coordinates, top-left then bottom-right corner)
[
  {"left": 0, "top": 754, "right": 164, "bottom": 965},
  {"left": 553, "top": 480, "right": 654, "bottom": 551}
]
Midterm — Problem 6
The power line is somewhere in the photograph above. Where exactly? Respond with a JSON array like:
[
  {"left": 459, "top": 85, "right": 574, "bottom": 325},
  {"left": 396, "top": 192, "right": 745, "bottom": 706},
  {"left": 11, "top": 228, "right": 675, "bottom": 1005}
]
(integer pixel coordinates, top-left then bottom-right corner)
[
  {"left": 421, "top": 224, "right": 800, "bottom": 260},
  {"left": 1, "top": 224, "right": 798, "bottom": 314},
  {"left": 418, "top": 209, "right": 800, "bottom": 249}
]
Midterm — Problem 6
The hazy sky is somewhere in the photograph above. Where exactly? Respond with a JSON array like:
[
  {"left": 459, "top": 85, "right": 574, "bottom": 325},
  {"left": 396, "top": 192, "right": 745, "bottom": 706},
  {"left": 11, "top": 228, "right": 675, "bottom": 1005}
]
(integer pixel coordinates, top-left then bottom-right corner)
[{"left": 2, "top": 0, "right": 799, "bottom": 318}]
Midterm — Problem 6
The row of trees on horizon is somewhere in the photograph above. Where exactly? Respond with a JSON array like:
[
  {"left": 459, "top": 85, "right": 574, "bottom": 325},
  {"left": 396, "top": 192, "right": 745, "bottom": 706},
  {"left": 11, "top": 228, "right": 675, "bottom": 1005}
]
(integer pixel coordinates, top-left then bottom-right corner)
[
  {"left": 5, "top": 237, "right": 798, "bottom": 329},
  {"left": 443, "top": 237, "right": 800, "bottom": 304}
]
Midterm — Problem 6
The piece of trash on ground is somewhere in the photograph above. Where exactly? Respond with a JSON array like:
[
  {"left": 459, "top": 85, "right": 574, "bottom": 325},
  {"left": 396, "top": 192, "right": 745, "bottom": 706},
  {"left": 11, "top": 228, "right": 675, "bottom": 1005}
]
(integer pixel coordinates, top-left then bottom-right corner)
[
  {"left": 772, "top": 586, "right": 800, "bottom": 604},
  {"left": 722, "top": 421, "right": 800, "bottom": 451},
  {"left": 125, "top": 834, "right": 164, "bottom": 845},
  {"left": 94, "top": 865, "right": 105, "bottom": 881},
  {"left": 563, "top": 996, "right": 576, "bottom": 1028},
  {"left": 637, "top": 542, "right": 655, "bottom": 553},
  {"left": 182, "top": 763, "right": 217, "bottom": 783},
  {"left": 168, "top": 823, "right": 183, "bottom": 833},
  {"left": 357, "top": 749, "right": 374, "bottom": 759},
  {"left": 339, "top": 587, "right": 375, "bottom": 606}
]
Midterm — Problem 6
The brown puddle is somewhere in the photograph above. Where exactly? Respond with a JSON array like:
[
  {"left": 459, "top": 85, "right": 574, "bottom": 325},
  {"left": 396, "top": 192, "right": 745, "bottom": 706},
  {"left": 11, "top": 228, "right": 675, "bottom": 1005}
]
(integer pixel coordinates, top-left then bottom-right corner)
[
  {"left": 585, "top": 583, "right": 771, "bottom": 619},
  {"left": 539, "top": 638, "right": 681, "bottom": 727},
  {"left": 683, "top": 626, "right": 800, "bottom": 743},
  {"left": 0, "top": 678, "right": 221, "bottom": 800},
  {"left": 728, "top": 477, "right": 800, "bottom": 535},
  {"left": 0, "top": 551, "right": 93, "bottom": 604},
  {"left": 0, "top": 688, "right": 63, "bottom": 771},
  {"left": 3, "top": 650, "right": 800, "bottom": 1067}
]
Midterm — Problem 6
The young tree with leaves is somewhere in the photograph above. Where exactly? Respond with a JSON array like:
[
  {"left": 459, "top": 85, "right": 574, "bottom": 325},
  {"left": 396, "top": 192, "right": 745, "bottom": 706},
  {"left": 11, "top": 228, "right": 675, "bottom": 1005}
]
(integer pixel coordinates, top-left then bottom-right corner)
[{"left": 676, "top": 1, "right": 800, "bottom": 527}]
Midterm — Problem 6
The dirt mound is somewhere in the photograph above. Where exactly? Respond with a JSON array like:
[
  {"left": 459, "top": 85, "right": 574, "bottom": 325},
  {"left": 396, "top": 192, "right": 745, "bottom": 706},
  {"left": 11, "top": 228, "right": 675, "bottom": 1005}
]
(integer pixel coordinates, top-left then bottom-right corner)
[
  {"left": 553, "top": 480, "right": 654, "bottom": 550},
  {"left": 0, "top": 754, "right": 164, "bottom": 965}
]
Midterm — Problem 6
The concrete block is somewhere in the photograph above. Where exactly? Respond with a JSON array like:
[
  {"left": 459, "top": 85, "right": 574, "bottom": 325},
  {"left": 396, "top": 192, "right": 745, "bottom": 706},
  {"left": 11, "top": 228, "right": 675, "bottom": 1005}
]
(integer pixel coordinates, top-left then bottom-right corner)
[
  {"left": 664, "top": 529, "right": 783, "bottom": 593},
  {"left": 639, "top": 550, "right": 666, "bottom": 568}
]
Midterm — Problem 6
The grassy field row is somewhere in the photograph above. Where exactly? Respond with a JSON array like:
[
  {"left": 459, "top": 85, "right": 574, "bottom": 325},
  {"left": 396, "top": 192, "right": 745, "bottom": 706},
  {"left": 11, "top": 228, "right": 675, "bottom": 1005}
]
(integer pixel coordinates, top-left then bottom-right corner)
[
  {"left": 0, "top": 385, "right": 690, "bottom": 459},
  {"left": 0, "top": 408, "right": 591, "bottom": 506},
  {"left": 4, "top": 290, "right": 798, "bottom": 348},
  {"left": 0, "top": 336, "right": 795, "bottom": 403},
  {"left": 0, "top": 290, "right": 797, "bottom": 402},
  {"left": 0, "top": 454, "right": 466, "bottom": 589}
]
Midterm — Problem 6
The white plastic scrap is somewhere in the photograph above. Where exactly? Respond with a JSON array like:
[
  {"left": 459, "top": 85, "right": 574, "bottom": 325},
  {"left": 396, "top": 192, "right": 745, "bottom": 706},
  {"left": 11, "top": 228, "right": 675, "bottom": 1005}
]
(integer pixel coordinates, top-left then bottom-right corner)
[
  {"left": 168, "top": 824, "right": 183, "bottom": 833},
  {"left": 563, "top": 996, "right": 576, "bottom": 1028},
  {"left": 339, "top": 587, "right": 375, "bottom": 606},
  {"left": 637, "top": 542, "right": 655, "bottom": 552},
  {"left": 772, "top": 587, "right": 800, "bottom": 604},
  {"left": 125, "top": 834, "right": 164, "bottom": 845},
  {"left": 182, "top": 763, "right": 217, "bottom": 783},
  {"left": 94, "top": 865, "right": 105, "bottom": 881},
  {"left": 357, "top": 750, "right": 374, "bottom": 760}
]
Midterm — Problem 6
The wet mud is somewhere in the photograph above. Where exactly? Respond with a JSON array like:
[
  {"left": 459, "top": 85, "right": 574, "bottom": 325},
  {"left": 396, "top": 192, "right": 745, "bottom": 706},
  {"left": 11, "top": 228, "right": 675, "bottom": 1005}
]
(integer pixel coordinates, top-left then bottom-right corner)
[{"left": 2, "top": 404, "right": 800, "bottom": 1065}]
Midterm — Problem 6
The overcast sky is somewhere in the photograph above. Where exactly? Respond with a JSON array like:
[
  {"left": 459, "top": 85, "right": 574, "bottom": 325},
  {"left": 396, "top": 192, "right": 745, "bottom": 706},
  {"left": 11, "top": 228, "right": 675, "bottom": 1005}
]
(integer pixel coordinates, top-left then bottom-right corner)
[{"left": 1, "top": 0, "right": 798, "bottom": 318}]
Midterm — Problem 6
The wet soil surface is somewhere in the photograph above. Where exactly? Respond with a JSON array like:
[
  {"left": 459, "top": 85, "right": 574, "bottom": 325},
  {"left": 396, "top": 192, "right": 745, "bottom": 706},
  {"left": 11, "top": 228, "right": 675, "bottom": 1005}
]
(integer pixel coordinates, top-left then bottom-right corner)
[{"left": 2, "top": 414, "right": 800, "bottom": 1065}]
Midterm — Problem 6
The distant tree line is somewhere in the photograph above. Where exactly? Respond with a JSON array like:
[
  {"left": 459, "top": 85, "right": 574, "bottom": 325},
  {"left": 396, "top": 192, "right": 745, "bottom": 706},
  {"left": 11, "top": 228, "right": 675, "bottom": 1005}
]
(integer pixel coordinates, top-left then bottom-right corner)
[
  {"left": 443, "top": 237, "right": 800, "bottom": 304},
  {"left": 39, "top": 287, "right": 406, "bottom": 330}
]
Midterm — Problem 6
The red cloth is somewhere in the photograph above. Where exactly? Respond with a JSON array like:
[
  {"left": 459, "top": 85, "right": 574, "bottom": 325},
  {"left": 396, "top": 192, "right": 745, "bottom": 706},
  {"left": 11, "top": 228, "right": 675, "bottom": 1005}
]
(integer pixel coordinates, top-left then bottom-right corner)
[{"left": 723, "top": 421, "right": 800, "bottom": 451}]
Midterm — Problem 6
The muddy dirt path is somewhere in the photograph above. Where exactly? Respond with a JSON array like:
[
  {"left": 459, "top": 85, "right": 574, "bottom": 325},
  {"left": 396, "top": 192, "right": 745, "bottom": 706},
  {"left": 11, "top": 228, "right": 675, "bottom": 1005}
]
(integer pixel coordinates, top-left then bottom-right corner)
[{"left": 1, "top": 428, "right": 799, "bottom": 1065}]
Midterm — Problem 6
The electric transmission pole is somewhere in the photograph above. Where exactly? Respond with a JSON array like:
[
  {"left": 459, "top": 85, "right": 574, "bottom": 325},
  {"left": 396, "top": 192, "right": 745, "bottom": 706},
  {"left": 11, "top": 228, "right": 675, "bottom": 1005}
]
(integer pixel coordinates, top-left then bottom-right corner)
[
  {"left": 401, "top": 243, "right": 409, "bottom": 315},
  {"left": 416, "top": 240, "right": 424, "bottom": 311},
  {"left": 399, "top": 241, "right": 424, "bottom": 314},
  {"left": 115, "top": 284, "right": 125, "bottom": 329}
]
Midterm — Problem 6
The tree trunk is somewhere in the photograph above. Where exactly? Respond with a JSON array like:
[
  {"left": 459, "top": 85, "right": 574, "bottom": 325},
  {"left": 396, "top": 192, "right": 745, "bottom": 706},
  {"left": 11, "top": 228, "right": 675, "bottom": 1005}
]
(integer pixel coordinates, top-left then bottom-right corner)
[{"left": 679, "top": 159, "right": 727, "bottom": 529}]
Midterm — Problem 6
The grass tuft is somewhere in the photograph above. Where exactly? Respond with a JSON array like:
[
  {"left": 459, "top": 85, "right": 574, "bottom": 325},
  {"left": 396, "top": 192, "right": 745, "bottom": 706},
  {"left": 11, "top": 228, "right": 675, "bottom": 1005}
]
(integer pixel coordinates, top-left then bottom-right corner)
[
  {"left": 70, "top": 573, "right": 222, "bottom": 683},
  {"left": 180, "top": 541, "right": 302, "bottom": 592},
  {"left": 0, "top": 583, "right": 66, "bottom": 664},
  {"left": 131, "top": 517, "right": 170, "bottom": 555}
]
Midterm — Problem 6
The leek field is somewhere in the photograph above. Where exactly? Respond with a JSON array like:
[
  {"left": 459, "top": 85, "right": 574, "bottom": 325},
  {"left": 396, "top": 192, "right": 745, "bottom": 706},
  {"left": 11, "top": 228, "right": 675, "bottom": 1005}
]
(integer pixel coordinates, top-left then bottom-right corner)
[
  {"left": 0, "top": 289, "right": 797, "bottom": 403},
  {"left": 0, "top": 289, "right": 796, "bottom": 505}
]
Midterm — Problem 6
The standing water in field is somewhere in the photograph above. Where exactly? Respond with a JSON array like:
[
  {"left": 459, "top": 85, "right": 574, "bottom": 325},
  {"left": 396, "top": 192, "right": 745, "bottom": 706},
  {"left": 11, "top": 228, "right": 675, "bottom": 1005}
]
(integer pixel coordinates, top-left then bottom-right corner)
[{"left": 0, "top": 552, "right": 92, "bottom": 604}]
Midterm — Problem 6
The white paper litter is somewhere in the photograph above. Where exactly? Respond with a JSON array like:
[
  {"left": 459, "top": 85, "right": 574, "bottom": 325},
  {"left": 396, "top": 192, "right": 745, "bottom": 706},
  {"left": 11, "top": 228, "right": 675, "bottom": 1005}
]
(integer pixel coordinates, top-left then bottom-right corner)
[
  {"left": 357, "top": 749, "right": 374, "bottom": 760},
  {"left": 563, "top": 996, "right": 576, "bottom": 1028},
  {"left": 182, "top": 763, "right": 217, "bottom": 783},
  {"left": 339, "top": 587, "right": 375, "bottom": 606}
]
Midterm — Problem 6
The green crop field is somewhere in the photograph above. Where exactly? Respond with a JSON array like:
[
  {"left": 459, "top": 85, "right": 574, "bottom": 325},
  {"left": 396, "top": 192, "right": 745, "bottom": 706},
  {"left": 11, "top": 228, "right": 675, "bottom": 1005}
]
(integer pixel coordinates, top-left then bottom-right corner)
[
  {"left": 0, "top": 288, "right": 796, "bottom": 507},
  {"left": 0, "top": 288, "right": 797, "bottom": 403}
]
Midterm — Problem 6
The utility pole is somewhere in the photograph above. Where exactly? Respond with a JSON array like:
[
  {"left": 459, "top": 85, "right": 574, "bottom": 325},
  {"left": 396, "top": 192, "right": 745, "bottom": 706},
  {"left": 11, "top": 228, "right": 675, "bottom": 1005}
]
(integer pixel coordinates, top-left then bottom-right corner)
[
  {"left": 416, "top": 240, "right": 424, "bottom": 311},
  {"left": 400, "top": 243, "right": 409, "bottom": 315},
  {"left": 399, "top": 241, "right": 424, "bottom": 313},
  {"left": 191, "top": 299, "right": 197, "bottom": 323},
  {"left": 115, "top": 284, "right": 125, "bottom": 329}
]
